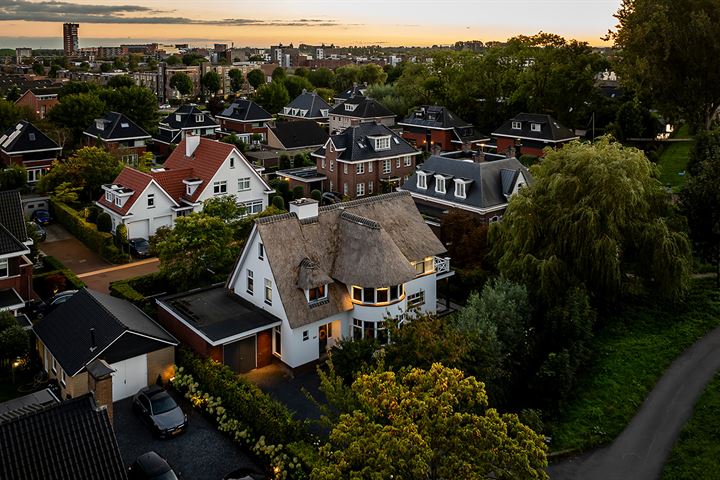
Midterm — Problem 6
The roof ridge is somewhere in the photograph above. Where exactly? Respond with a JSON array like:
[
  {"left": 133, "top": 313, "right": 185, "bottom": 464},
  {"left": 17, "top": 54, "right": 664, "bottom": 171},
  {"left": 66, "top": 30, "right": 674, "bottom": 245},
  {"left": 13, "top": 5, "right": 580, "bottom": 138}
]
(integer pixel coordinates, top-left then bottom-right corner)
[
  {"left": 0, "top": 393, "right": 94, "bottom": 426},
  {"left": 83, "top": 289, "right": 129, "bottom": 334},
  {"left": 256, "top": 211, "right": 299, "bottom": 224},
  {"left": 319, "top": 190, "right": 410, "bottom": 212},
  {"left": 340, "top": 210, "right": 381, "bottom": 230}
]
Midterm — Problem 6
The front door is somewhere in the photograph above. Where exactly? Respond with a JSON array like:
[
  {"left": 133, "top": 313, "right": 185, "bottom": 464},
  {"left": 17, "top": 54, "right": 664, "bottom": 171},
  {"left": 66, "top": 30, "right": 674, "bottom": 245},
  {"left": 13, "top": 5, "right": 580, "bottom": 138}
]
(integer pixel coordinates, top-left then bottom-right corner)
[
  {"left": 224, "top": 337, "right": 257, "bottom": 373},
  {"left": 319, "top": 323, "right": 331, "bottom": 356}
]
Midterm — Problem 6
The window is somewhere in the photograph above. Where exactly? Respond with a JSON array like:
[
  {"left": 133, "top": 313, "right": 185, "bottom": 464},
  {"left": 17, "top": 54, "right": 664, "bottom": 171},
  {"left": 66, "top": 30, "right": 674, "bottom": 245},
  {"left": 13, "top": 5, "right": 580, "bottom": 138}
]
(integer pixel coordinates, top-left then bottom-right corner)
[
  {"left": 105, "top": 191, "right": 112, "bottom": 202},
  {"left": 489, "top": 215, "right": 500, "bottom": 223},
  {"left": 407, "top": 290, "right": 425, "bottom": 309},
  {"left": 0, "top": 259, "right": 7, "bottom": 278},
  {"left": 512, "top": 121, "right": 522, "bottom": 130},
  {"left": 264, "top": 278, "right": 272, "bottom": 305},
  {"left": 376, "top": 288, "right": 389, "bottom": 303},
  {"left": 343, "top": 183, "right": 348, "bottom": 196},
  {"left": 244, "top": 200, "right": 263, "bottom": 215},
  {"left": 389, "top": 284, "right": 402, "bottom": 301},
  {"left": 356, "top": 183, "right": 365, "bottom": 197},
  {"left": 274, "top": 326, "right": 282, "bottom": 356},
  {"left": 196, "top": 114, "right": 204, "bottom": 122},
  {"left": 340, "top": 163, "right": 347, "bottom": 175},
  {"left": 368, "top": 181, "right": 374, "bottom": 194},
  {"left": 28, "top": 133, "right": 36, "bottom": 141},
  {"left": 368, "top": 162, "right": 374, "bottom": 173},
  {"left": 382, "top": 159, "right": 391, "bottom": 174},
  {"left": 352, "top": 286, "right": 363, "bottom": 302},
  {"left": 374, "top": 136, "right": 391, "bottom": 150},
  {"left": 230, "top": 157, "right": 235, "bottom": 168},
  {"left": 417, "top": 173, "right": 427, "bottom": 189},
  {"left": 363, "top": 287, "right": 375, "bottom": 303},
  {"left": 405, "top": 156, "right": 412, "bottom": 167},
  {"left": 122, "top": 154, "right": 138, "bottom": 164},
  {"left": 27, "top": 168, "right": 46, "bottom": 183},
  {"left": 302, "top": 330, "right": 309, "bottom": 341},
  {"left": 60, "top": 370, "right": 66, "bottom": 388},
  {"left": 308, "top": 285, "right": 327, "bottom": 302},
  {"left": 356, "top": 163, "right": 364, "bottom": 174},
  {"left": 51, "top": 357, "right": 57, "bottom": 375},
  {"left": 246, "top": 269, "right": 254, "bottom": 294},
  {"left": 329, "top": 161, "right": 334, "bottom": 172},
  {"left": 396, "top": 158, "right": 401, "bottom": 169},
  {"left": 114, "top": 196, "right": 122, "bottom": 207},
  {"left": 321, "top": 158, "right": 325, "bottom": 169},
  {"left": 435, "top": 176, "right": 446, "bottom": 194},
  {"left": 455, "top": 181, "right": 466, "bottom": 198},
  {"left": 353, "top": 318, "right": 363, "bottom": 341},
  {"left": 258, "top": 243, "right": 264, "bottom": 260},
  {"left": 329, "top": 181, "right": 334, "bottom": 192},
  {"left": 147, "top": 193, "right": 155, "bottom": 208},
  {"left": 353, "top": 319, "right": 388, "bottom": 345},
  {"left": 238, "top": 177, "right": 250, "bottom": 191},
  {"left": 531, "top": 123, "right": 541, "bottom": 132},
  {"left": 213, "top": 181, "right": 227, "bottom": 195}
]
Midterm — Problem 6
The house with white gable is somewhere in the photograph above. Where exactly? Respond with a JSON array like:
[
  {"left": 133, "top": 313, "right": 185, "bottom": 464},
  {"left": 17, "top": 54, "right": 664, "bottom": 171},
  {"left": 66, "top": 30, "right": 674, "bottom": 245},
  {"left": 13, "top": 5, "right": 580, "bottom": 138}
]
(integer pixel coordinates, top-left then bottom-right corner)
[
  {"left": 156, "top": 192, "right": 453, "bottom": 372},
  {"left": 96, "top": 135, "right": 274, "bottom": 239}
]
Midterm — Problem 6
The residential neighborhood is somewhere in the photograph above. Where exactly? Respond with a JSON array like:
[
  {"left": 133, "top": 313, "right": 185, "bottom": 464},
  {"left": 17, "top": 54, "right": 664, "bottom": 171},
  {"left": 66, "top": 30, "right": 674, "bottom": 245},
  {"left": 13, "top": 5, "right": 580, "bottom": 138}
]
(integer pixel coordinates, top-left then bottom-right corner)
[{"left": 0, "top": 1, "right": 719, "bottom": 479}]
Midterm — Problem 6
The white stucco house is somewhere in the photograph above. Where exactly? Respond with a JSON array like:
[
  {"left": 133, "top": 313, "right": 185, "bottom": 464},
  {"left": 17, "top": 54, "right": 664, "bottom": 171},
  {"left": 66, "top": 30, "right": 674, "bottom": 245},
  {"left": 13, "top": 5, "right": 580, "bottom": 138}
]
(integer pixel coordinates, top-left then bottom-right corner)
[
  {"left": 96, "top": 135, "right": 274, "bottom": 239},
  {"left": 155, "top": 191, "right": 453, "bottom": 372}
]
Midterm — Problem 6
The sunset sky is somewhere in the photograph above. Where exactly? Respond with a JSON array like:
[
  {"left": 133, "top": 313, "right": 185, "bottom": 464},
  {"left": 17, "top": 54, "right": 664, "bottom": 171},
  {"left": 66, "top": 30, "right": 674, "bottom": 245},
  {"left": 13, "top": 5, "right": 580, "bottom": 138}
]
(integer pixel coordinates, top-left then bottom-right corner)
[{"left": 0, "top": 0, "right": 623, "bottom": 49}]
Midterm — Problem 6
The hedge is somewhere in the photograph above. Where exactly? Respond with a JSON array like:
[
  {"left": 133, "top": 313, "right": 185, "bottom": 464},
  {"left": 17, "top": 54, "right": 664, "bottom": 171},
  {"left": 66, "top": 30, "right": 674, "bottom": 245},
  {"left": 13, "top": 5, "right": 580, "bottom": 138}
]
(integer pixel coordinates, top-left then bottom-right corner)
[
  {"left": 38, "top": 256, "right": 86, "bottom": 289},
  {"left": 33, "top": 256, "right": 86, "bottom": 298},
  {"left": 176, "top": 348, "right": 308, "bottom": 446},
  {"left": 50, "top": 200, "right": 131, "bottom": 264}
]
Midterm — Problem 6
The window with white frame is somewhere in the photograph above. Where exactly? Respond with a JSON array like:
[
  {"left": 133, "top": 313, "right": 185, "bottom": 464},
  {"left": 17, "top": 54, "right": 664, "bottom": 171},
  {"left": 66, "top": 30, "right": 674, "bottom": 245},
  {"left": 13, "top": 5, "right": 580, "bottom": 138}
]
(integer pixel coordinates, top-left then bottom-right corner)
[
  {"left": 321, "top": 158, "right": 325, "bottom": 169},
  {"left": 417, "top": 172, "right": 427, "bottom": 189},
  {"left": 454, "top": 181, "right": 467, "bottom": 198},
  {"left": 512, "top": 121, "right": 522, "bottom": 130},
  {"left": 308, "top": 285, "right": 327, "bottom": 303},
  {"left": 60, "top": 369, "right": 66, "bottom": 387},
  {"left": 302, "top": 330, "right": 309, "bottom": 341},
  {"left": 0, "top": 258, "right": 8, "bottom": 278},
  {"left": 407, "top": 290, "right": 425, "bottom": 309},
  {"left": 105, "top": 191, "right": 112, "bottom": 202},
  {"left": 27, "top": 168, "right": 46, "bottom": 183},
  {"left": 373, "top": 136, "right": 391, "bottom": 151},
  {"left": 264, "top": 278, "right": 272, "bottom": 305},
  {"left": 329, "top": 181, "right": 334, "bottom": 192},
  {"left": 229, "top": 157, "right": 235, "bottom": 168},
  {"left": 382, "top": 159, "right": 391, "bottom": 174},
  {"left": 51, "top": 357, "right": 57, "bottom": 374},
  {"left": 404, "top": 156, "right": 412, "bottom": 167},
  {"left": 246, "top": 269, "right": 254, "bottom": 294},
  {"left": 274, "top": 325, "right": 282, "bottom": 356},
  {"left": 368, "top": 162, "right": 374, "bottom": 173},
  {"left": 356, "top": 163, "right": 365, "bottom": 174},
  {"left": 258, "top": 242, "right": 264, "bottom": 260},
  {"left": 213, "top": 181, "right": 227, "bottom": 195},
  {"left": 396, "top": 158, "right": 401, "bottom": 168},
  {"left": 357, "top": 183, "right": 365, "bottom": 196},
  {"left": 147, "top": 193, "right": 155, "bottom": 208},
  {"left": 122, "top": 154, "right": 138, "bottom": 164},
  {"left": 343, "top": 163, "right": 348, "bottom": 174},
  {"left": 195, "top": 114, "right": 204, "bottom": 122},
  {"left": 343, "top": 183, "right": 348, "bottom": 196},
  {"left": 329, "top": 161, "right": 334, "bottom": 172},
  {"left": 238, "top": 177, "right": 251, "bottom": 191},
  {"left": 352, "top": 318, "right": 388, "bottom": 344},
  {"left": 368, "top": 181, "right": 374, "bottom": 194},
  {"left": 114, "top": 196, "right": 122, "bottom": 207},
  {"left": 244, "top": 200, "right": 263, "bottom": 215},
  {"left": 531, "top": 123, "right": 541, "bottom": 132},
  {"left": 435, "top": 176, "right": 446, "bottom": 194}
]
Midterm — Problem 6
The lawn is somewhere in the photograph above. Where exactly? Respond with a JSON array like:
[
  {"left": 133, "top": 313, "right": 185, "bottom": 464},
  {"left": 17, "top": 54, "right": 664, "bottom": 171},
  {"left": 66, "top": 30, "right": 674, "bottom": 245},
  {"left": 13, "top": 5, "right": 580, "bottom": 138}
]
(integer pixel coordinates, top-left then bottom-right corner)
[
  {"left": 657, "top": 124, "right": 694, "bottom": 190},
  {"left": 548, "top": 279, "right": 720, "bottom": 452},
  {"left": 662, "top": 373, "right": 720, "bottom": 479}
]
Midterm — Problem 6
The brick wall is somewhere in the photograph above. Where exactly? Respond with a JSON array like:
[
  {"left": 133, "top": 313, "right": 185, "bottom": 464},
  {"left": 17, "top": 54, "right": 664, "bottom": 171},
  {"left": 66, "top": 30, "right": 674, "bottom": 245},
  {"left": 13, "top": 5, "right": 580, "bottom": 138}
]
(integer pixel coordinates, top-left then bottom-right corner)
[
  {"left": 157, "top": 307, "right": 223, "bottom": 362},
  {"left": 88, "top": 372, "right": 114, "bottom": 420},
  {"left": 0, "top": 256, "right": 34, "bottom": 303}
]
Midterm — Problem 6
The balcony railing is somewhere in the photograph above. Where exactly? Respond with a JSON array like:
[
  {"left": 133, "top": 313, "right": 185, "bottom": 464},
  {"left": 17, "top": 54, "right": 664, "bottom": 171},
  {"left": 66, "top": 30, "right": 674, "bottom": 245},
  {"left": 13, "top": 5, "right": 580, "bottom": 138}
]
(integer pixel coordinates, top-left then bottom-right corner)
[{"left": 434, "top": 256, "right": 451, "bottom": 275}]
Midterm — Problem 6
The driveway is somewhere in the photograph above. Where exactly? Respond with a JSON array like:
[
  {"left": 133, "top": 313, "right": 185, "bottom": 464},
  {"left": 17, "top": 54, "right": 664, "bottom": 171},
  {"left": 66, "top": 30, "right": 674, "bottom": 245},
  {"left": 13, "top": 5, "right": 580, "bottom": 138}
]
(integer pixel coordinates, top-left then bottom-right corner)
[
  {"left": 114, "top": 393, "right": 259, "bottom": 480},
  {"left": 41, "top": 224, "right": 109, "bottom": 274},
  {"left": 549, "top": 325, "right": 720, "bottom": 480},
  {"left": 79, "top": 258, "right": 160, "bottom": 293}
]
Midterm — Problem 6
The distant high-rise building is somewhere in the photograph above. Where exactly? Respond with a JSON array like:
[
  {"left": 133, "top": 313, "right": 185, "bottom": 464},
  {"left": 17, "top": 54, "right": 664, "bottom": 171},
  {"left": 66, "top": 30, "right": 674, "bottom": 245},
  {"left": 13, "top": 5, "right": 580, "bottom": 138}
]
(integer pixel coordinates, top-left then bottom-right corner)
[{"left": 63, "top": 23, "right": 79, "bottom": 57}]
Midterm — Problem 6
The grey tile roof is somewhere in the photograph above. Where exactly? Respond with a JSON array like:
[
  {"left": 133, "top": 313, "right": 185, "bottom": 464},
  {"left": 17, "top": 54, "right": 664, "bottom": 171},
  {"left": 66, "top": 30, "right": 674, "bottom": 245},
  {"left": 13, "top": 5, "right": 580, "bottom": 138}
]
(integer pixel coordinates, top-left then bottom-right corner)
[
  {"left": 329, "top": 96, "right": 394, "bottom": 119},
  {"left": 334, "top": 84, "right": 367, "bottom": 101},
  {"left": 400, "top": 105, "right": 473, "bottom": 130},
  {"left": 84, "top": 111, "right": 151, "bottom": 141},
  {"left": 34, "top": 288, "right": 177, "bottom": 376},
  {"left": 269, "top": 120, "right": 329, "bottom": 149},
  {"left": 281, "top": 91, "right": 331, "bottom": 119},
  {"left": 313, "top": 123, "right": 417, "bottom": 162},
  {"left": 401, "top": 155, "right": 533, "bottom": 211},
  {"left": 0, "top": 121, "right": 61, "bottom": 154},
  {"left": 159, "top": 104, "right": 219, "bottom": 131},
  {"left": 492, "top": 113, "right": 578, "bottom": 142},
  {"left": 217, "top": 99, "right": 273, "bottom": 123},
  {"left": 0, "top": 394, "right": 127, "bottom": 480},
  {"left": 0, "top": 190, "right": 30, "bottom": 255}
]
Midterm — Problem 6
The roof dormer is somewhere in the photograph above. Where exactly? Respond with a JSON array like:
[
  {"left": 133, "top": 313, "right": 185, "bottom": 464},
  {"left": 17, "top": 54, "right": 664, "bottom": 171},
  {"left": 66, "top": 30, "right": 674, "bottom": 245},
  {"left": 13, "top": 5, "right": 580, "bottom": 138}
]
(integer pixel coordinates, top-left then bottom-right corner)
[
  {"left": 511, "top": 121, "right": 522, "bottom": 130},
  {"left": 530, "top": 123, "right": 541, "bottom": 132},
  {"left": 367, "top": 135, "right": 391, "bottom": 151},
  {"left": 344, "top": 103, "right": 357, "bottom": 112},
  {"left": 453, "top": 178, "right": 472, "bottom": 199},
  {"left": 183, "top": 177, "right": 203, "bottom": 197},
  {"left": 95, "top": 119, "right": 106, "bottom": 131}
]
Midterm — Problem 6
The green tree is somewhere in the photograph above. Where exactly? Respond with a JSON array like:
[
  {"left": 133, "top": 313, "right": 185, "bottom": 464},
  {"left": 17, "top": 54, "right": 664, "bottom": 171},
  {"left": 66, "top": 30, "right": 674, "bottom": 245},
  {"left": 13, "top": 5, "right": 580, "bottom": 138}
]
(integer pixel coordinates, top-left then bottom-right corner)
[
  {"left": 293, "top": 66, "right": 309, "bottom": 77},
  {"left": 271, "top": 67, "right": 286, "bottom": 82},
  {"left": 333, "top": 65, "right": 361, "bottom": 91},
  {"left": 228, "top": 68, "right": 244, "bottom": 92},
  {"left": 246, "top": 69, "right": 265, "bottom": 89},
  {"left": 313, "top": 364, "right": 548, "bottom": 479},
  {"left": 52, "top": 182, "right": 81, "bottom": 206},
  {"left": 0, "top": 99, "right": 34, "bottom": 131},
  {"left": 96, "top": 212, "right": 112, "bottom": 232},
  {"left": 38, "top": 147, "right": 122, "bottom": 201},
  {"left": 100, "top": 63, "right": 113, "bottom": 73},
  {"left": 282, "top": 75, "right": 313, "bottom": 99},
  {"left": 182, "top": 53, "right": 206, "bottom": 66},
  {"left": 48, "top": 64, "right": 60, "bottom": 78},
  {"left": 165, "top": 55, "right": 181, "bottom": 66},
  {"left": 0, "top": 164, "right": 27, "bottom": 191},
  {"left": 310, "top": 189, "right": 322, "bottom": 201},
  {"left": 115, "top": 223, "right": 128, "bottom": 250},
  {"left": 169, "top": 72, "right": 193, "bottom": 96},
  {"left": 491, "top": 137, "right": 692, "bottom": 306},
  {"left": 201, "top": 71, "right": 222, "bottom": 96},
  {"left": 107, "top": 75, "right": 135, "bottom": 88},
  {"left": 48, "top": 92, "right": 106, "bottom": 144},
  {"left": 610, "top": 0, "right": 720, "bottom": 130},
  {"left": 202, "top": 195, "right": 246, "bottom": 222},
  {"left": 100, "top": 85, "right": 158, "bottom": 133},
  {"left": 0, "top": 325, "right": 29, "bottom": 362},
  {"left": 358, "top": 63, "right": 387, "bottom": 85},
  {"left": 32, "top": 62, "right": 44, "bottom": 75},
  {"left": 57, "top": 81, "right": 98, "bottom": 99},
  {"left": 271, "top": 195, "right": 285, "bottom": 211},
  {"left": 254, "top": 81, "right": 290, "bottom": 114},
  {"left": 292, "top": 185, "right": 305, "bottom": 200},
  {"left": 5, "top": 86, "right": 21, "bottom": 102},
  {"left": 112, "top": 57, "right": 126, "bottom": 70},
  {"left": 127, "top": 54, "right": 140, "bottom": 71},
  {"left": 308, "top": 67, "right": 335, "bottom": 89}
]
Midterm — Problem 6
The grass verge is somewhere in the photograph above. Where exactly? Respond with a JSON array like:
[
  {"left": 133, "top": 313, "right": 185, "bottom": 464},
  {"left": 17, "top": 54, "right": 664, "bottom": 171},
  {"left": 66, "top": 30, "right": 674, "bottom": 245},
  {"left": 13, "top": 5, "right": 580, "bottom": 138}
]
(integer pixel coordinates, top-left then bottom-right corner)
[
  {"left": 661, "top": 373, "right": 720, "bottom": 479},
  {"left": 658, "top": 124, "right": 693, "bottom": 190},
  {"left": 548, "top": 279, "right": 720, "bottom": 452}
]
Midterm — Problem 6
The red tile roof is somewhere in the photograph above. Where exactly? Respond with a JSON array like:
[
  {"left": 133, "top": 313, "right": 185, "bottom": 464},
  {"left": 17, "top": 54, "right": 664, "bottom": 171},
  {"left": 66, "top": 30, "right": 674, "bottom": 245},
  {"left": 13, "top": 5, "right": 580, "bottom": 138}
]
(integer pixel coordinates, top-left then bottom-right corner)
[
  {"left": 97, "top": 167, "right": 153, "bottom": 215},
  {"left": 164, "top": 138, "right": 236, "bottom": 202},
  {"left": 152, "top": 167, "right": 193, "bottom": 203}
]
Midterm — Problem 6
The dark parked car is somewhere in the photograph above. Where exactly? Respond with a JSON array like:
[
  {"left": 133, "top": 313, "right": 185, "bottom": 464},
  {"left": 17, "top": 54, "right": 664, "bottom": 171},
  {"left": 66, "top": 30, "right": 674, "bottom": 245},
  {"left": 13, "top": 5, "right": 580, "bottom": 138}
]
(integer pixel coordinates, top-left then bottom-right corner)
[
  {"left": 128, "top": 238, "right": 151, "bottom": 258},
  {"left": 133, "top": 385, "right": 187, "bottom": 438},
  {"left": 29, "top": 221, "right": 46, "bottom": 242},
  {"left": 320, "top": 191, "right": 342, "bottom": 206},
  {"left": 128, "top": 451, "right": 179, "bottom": 480},
  {"left": 37, "top": 290, "right": 78, "bottom": 317},
  {"left": 31, "top": 209, "right": 51, "bottom": 225}
]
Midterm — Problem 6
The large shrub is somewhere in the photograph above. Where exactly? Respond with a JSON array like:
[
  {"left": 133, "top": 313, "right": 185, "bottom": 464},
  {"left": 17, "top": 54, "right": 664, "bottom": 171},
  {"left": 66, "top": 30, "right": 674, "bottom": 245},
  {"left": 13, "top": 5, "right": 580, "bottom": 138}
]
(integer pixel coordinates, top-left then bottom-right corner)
[{"left": 96, "top": 212, "right": 112, "bottom": 232}]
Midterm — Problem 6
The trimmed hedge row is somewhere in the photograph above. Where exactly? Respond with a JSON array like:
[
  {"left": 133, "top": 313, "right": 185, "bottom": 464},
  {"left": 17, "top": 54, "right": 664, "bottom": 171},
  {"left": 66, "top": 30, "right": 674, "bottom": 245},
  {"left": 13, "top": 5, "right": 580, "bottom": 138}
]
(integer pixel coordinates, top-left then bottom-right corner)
[
  {"left": 49, "top": 200, "right": 131, "bottom": 264},
  {"left": 176, "top": 348, "right": 308, "bottom": 446},
  {"left": 40, "top": 256, "right": 86, "bottom": 289}
]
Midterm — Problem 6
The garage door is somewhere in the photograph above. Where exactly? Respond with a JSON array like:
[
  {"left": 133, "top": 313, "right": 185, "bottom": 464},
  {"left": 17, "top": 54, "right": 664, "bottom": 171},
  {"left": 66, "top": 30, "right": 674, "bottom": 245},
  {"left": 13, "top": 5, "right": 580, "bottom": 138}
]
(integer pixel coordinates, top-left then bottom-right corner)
[
  {"left": 151, "top": 215, "right": 172, "bottom": 235},
  {"left": 127, "top": 219, "right": 150, "bottom": 240},
  {"left": 223, "top": 337, "right": 256, "bottom": 373},
  {"left": 111, "top": 354, "right": 148, "bottom": 401}
]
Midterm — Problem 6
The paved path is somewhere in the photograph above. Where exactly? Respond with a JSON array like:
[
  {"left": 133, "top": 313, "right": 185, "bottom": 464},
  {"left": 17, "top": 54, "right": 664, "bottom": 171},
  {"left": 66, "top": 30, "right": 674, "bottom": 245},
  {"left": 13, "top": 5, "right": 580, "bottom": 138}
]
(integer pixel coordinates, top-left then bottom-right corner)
[
  {"left": 41, "top": 224, "right": 109, "bottom": 274},
  {"left": 549, "top": 325, "right": 720, "bottom": 480},
  {"left": 80, "top": 258, "right": 160, "bottom": 293}
]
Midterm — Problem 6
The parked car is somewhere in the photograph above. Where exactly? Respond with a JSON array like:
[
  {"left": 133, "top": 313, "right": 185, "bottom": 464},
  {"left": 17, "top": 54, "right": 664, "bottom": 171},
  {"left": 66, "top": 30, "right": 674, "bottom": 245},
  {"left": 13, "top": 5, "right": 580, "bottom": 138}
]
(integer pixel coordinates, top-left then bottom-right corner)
[
  {"left": 128, "top": 238, "right": 151, "bottom": 258},
  {"left": 128, "top": 451, "right": 179, "bottom": 480},
  {"left": 320, "top": 192, "right": 342, "bottom": 206},
  {"left": 159, "top": 103, "right": 172, "bottom": 110},
  {"left": 29, "top": 221, "right": 46, "bottom": 242},
  {"left": 133, "top": 385, "right": 187, "bottom": 438},
  {"left": 223, "top": 468, "right": 268, "bottom": 480},
  {"left": 37, "top": 290, "right": 78, "bottom": 316},
  {"left": 31, "top": 209, "right": 51, "bottom": 225}
]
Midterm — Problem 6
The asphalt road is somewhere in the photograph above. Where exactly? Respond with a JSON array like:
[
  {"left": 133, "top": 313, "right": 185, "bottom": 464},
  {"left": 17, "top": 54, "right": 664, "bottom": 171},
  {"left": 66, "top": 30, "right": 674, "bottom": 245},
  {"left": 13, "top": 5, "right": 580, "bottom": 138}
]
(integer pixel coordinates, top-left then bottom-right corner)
[
  {"left": 114, "top": 394, "right": 259, "bottom": 480},
  {"left": 549, "top": 325, "right": 720, "bottom": 480}
]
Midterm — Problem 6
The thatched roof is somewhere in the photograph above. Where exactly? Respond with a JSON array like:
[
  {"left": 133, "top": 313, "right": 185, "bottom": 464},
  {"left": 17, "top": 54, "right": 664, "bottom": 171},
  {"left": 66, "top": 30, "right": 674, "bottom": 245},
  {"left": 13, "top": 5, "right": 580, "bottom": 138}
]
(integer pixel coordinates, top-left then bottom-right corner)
[
  {"left": 254, "top": 191, "right": 446, "bottom": 329},
  {"left": 296, "top": 258, "right": 333, "bottom": 290}
]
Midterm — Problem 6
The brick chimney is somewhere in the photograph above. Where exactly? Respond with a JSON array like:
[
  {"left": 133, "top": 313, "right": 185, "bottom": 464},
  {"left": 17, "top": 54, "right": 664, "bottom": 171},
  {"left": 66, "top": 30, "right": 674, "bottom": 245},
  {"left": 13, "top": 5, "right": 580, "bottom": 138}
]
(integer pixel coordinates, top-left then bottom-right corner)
[
  {"left": 87, "top": 359, "right": 115, "bottom": 422},
  {"left": 185, "top": 134, "right": 201, "bottom": 157},
  {"left": 473, "top": 150, "right": 485, "bottom": 163}
]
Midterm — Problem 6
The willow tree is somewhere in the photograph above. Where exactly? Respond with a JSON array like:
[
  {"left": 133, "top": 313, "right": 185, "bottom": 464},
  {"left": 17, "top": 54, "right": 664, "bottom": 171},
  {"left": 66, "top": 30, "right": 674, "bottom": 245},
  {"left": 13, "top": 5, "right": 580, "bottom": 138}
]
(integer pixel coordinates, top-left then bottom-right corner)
[
  {"left": 491, "top": 137, "right": 691, "bottom": 306},
  {"left": 611, "top": 0, "right": 720, "bottom": 130}
]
